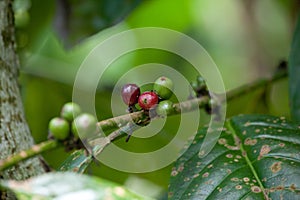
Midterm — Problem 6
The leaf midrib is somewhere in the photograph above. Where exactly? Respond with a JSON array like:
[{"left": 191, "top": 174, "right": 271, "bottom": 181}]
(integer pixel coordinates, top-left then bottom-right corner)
[{"left": 226, "top": 120, "right": 268, "bottom": 200}]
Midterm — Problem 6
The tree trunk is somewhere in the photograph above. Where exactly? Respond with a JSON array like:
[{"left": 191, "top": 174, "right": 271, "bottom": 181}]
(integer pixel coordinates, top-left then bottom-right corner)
[{"left": 0, "top": 0, "right": 46, "bottom": 198}]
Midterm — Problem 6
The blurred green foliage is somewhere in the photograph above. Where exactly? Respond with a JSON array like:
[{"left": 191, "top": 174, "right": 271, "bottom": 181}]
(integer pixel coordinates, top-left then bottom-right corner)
[
  {"left": 14, "top": 0, "right": 297, "bottom": 198},
  {"left": 289, "top": 12, "right": 300, "bottom": 123}
]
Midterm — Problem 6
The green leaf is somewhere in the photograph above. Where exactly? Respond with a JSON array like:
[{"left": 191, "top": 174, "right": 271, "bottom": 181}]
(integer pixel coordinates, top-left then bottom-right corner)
[
  {"left": 0, "top": 172, "right": 151, "bottom": 200},
  {"left": 168, "top": 115, "right": 300, "bottom": 199},
  {"left": 59, "top": 149, "right": 92, "bottom": 173},
  {"left": 289, "top": 15, "right": 300, "bottom": 123}
]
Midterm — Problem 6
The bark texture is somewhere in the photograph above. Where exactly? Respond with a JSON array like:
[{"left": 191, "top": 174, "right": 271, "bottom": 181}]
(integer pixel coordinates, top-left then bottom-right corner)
[{"left": 0, "top": 0, "right": 46, "bottom": 197}]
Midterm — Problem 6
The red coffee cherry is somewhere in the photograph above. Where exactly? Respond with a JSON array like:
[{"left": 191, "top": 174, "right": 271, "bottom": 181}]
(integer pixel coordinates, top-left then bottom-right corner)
[
  {"left": 138, "top": 91, "right": 159, "bottom": 110},
  {"left": 121, "top": 84, "right": 140, "bottom": 106}
]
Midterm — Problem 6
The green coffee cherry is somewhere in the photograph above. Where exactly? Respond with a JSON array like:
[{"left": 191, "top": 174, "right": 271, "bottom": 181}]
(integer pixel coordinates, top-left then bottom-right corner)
[
  {"left": 153, "top": 76, "right": 174, "bottom": 99},
  {"left": 61, "top": 102, "right": 81, "bottom": 121},
  {"left": 48, "top": 117, "right": 70, "bottom": 140},
  {"left": 196, "top": 76, "right": 207, "bottom": 91},
  {"left": 156, "top": 100, "right": 174, "bottom": 116},
  {"left": 72, "top": 113, "right": 97, "bottom": 139},
  {"left": 190, "top": 80, "right": 198, "bottom": 91},
  {"left": 15, "top": 10, "right": 30, "bottom": 28}
]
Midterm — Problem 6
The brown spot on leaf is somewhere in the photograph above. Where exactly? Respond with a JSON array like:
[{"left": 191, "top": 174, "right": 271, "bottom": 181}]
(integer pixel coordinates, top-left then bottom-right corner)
[
  {"left": 278, "top": 143, "right": 285, "bottom": 147},
  {"left": 218, "top": 138, "right": 227, "bottom": 145},
  {"left": 207, "top": 164, "right": 213, "bottom": 169},
  {"left": 193, "top": 174, "right": 199, "bottom": 178},
  {"left": 225, "top": 144, "right": 240, "bottom": 150},
  {"left": 289, "top": 184, "right": 296, "bottom": 192},
  {"left": 178, "top": 163, "right": 184, "bottom": 172},
  {"left": 258, "top": 145, "right": 271, "bottom": 160},
  {"left": 243, "top": 177, "right": 250, "bottom": 182},
  {"left": 171, "top": 170, "right": 178, "bottom": 176},
  {"left": 276, "top": 185, "right": 284, "bottom": 190},
  {"left": 251, "top": 186, "right": 262, "bottom": 193},
  {"left": 198, "top": 150, "right": 205, "bottom": 157},
  {"left": 235, "top": 185, "right": 242, "bottom": 190},
  {"left": 202, "top": 172, "right": 209, "bottom": 178},
  {"left": 242, "top": 151, "right": 247, "bottom": 157},
  {"left": 234, "top": 135, "right": 241, "bottom": 146},
  {"left": 244, "top": 138, "right": 257, "bottom": 146},
  {"left": 270, "top": 162, "right": 282, "bottom": 173},
  {"left": 205, "top": 180, "right": 213, "bottom": 185},
  {"left": 231, "top": 177, "right": 239, "bottom": 182},
  {"left": 226, "top": 154, "right": 233, "bottom": 158},
  {"left": 184, "top": 177, "right": 190, "bottom": 182},
  {"left": 269, "top": 187, "right": 275, "bottom": 193}
]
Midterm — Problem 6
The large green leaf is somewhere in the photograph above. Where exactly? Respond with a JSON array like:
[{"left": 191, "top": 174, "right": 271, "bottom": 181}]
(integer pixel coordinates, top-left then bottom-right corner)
[
  {"left": 289, "top": 15, "right": 300, "bottom": 123},
  {"left": 168, "top": 115, "right": 300, "bottom": 199},
  {"left": 0, "top": 172, "right": 151, "bottom": 200}
]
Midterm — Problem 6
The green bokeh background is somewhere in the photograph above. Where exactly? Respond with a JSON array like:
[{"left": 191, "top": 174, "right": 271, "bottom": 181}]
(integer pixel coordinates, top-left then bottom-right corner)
[{"left": 14, "top": 0, "right": 296, "bottom": 198}]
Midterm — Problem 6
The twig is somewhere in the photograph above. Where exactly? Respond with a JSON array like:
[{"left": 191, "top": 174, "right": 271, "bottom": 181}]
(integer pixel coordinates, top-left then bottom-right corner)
[
  {"left": 225, "top": 69, "right": 287, "bottom": 102},
  {"left": 91, "top": 96, "right": 210, "bottom": 156},
  {"left": 97, "top": 96, "right": 210, "bottom": 132},
  {"left": 0, "top": 70, "right": 288, "bottom": 171},
  {"left": 0, "top": 140, "right": 60, "bottom": 171},
  {"left": 91, "top": 122, "right": 141, "bottom": 155}
]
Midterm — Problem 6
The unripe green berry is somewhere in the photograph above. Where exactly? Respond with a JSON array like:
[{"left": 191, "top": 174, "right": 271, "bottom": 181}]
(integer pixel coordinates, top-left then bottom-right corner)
[
  {"left": 72, "top": 113, "right": 97, "bottom": 139},
  {"left": 156, "top": 100, "right": 174, "bottom": 116},
  {"left": 48, "top": 117, "right": 70, "bottom": 140},
  {"left": 15, "top": 10, "right": 30, "bottom": 28},
  {"left": 153, "top": 76, "right": 174, "bottom": 99},
  {"left": 196, "top": 76, "right": 207, "bottom": 91},
  {"left": 61, "top": 102, "right": 81, "bottom": 121},
  {"left": 190, "top": 80, "right": 198, "bottom": 91}
]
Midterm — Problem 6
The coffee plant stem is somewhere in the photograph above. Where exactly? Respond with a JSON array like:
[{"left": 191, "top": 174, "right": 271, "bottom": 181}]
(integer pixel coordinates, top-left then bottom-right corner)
[
  {"left": 0, "top": 140, "right": 60, "bottom": 171},
  {"left": 0, "top": 70, "right": 287, "bottom": 171},
  {"left": 225, "top": 69, "right": 287, "bottom": 102}
]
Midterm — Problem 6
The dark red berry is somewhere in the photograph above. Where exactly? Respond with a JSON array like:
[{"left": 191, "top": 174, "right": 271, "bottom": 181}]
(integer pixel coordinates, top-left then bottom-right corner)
[
  {"left": 121, "top": 84, "right": 140, "bottom": 105},
  {"left": 138, "top": 91, "right": 159, "bottom": 110}
]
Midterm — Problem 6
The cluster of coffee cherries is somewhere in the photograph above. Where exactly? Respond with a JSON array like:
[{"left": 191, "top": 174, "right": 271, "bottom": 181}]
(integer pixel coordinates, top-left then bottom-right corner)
[
  {"left": 48, "top": 102, "right": 98, "bottom": 149},
  {"left": 189, "top": 75, "right": 209, "bottom": 98},
  {"left": 189, "top": 75, "right": 219, "bottom": 115},
  {"left": 121, "top": 76, "right": 175, "bottom": 117}
]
